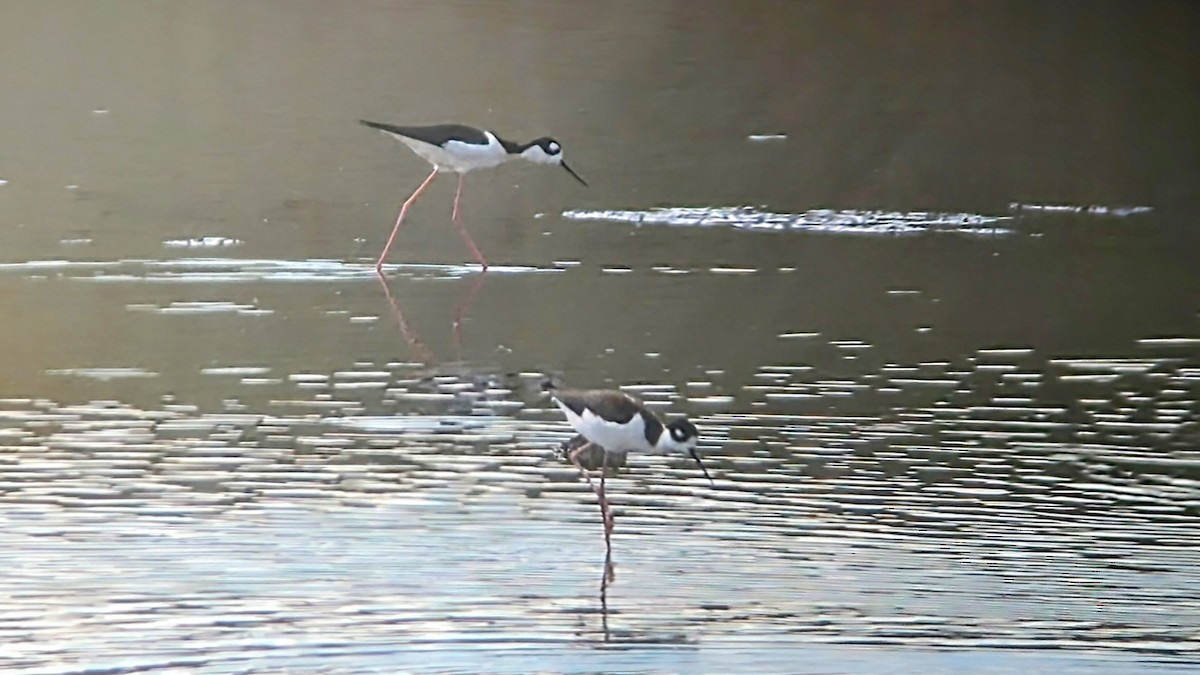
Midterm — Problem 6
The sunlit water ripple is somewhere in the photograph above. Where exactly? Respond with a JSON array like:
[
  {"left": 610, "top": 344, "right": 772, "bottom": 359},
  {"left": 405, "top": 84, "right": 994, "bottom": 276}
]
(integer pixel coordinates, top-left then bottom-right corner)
[{"left": 0, "top": 258, "right": 564, "bottom": 283}]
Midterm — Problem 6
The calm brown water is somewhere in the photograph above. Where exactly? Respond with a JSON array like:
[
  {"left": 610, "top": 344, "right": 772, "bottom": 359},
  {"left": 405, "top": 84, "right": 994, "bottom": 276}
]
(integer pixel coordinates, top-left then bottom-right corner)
[{"left": 1, "top": 1, "right": 1198, "bottom": 673}]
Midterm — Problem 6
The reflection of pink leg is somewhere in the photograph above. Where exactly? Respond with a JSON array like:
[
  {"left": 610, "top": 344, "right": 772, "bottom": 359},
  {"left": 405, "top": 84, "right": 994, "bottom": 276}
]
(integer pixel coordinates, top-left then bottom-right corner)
[
  {"left": 452, "top": 271, "right": 487, "bottom": 357},
  {"left": 451, "top": 174, "right": 488, "bottom": 270},
  {"left": 375, "top": 270, "right": 435, "bottom": 363},
  {"left": 376, "top": 167, "right": 439, "bottom": 273},
  {"left": 599, "top": 547, "right": 614, "bottom": 639}
]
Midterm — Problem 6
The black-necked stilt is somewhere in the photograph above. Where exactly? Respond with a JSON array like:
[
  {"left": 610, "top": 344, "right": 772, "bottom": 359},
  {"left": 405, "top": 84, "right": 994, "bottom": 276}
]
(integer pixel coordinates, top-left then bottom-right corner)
[
  {"left": 548, "top": 386, "right": 712, "bottom": 544},
  {"left": 360, "top": 120, "right": 587, "bottom": 272}
]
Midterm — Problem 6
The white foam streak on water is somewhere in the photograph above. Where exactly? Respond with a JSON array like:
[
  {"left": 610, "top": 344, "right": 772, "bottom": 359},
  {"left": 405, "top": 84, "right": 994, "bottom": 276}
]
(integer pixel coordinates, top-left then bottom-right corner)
[
  {"left": 564, "top": 201, "right": 1158, "bottom": 237},
  {"left": 44, "top": 367, "right": 158, "bottom": 381},
  {"left": 162, "top": 236, "right": 244, "bottom": 248},
  {"left": 1009, "top": 202, "right": 1154, "bottom": 217},
  {"left": 563, "top": 206, "right": 1013, "bottom": 236}
]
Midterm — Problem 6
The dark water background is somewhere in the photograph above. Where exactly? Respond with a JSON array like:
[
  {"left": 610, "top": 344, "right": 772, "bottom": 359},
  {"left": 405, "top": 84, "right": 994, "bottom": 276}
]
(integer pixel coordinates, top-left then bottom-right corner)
[{"left": 0, "top": 1, "right": 1197, "bottom": 672}]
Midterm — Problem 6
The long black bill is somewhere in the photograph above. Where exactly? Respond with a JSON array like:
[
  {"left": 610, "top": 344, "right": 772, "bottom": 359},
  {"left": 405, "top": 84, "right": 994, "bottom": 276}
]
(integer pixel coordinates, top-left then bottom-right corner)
[
  {"left": 561, "top": 161, "right": 588, "bottom": 187},
  {"left": 690, "top": 449, "right": 714, "bottom": 486}
]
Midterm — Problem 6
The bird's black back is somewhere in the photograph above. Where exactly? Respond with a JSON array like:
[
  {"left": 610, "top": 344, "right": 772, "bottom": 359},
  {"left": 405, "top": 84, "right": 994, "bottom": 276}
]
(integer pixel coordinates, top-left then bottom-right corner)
[
  {"left": 552, "top": 388, "right": 665, "bottom": 446},
  {"left": 359, "top": 120, "right": 490, "bottom": 147},
  {"left": 553, "top": 389, "right": 639, "bottom": 423}
]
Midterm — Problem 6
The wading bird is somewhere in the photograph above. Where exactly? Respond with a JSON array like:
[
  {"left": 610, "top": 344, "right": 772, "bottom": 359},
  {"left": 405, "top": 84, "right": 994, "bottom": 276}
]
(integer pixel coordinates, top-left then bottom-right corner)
[{"left": 360, "top": 120, "right": 587, "bottom": 272}]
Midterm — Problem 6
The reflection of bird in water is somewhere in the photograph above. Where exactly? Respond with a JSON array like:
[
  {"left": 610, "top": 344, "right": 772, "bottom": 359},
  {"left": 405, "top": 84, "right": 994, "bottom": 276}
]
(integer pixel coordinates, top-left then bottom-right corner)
[
  {"left": 547, "top": 385, "right": 713, "bottom": 547},
  {"left": 568, "top": 548, "right": 615, "bottom": 644},
  {"left": 376, "top": 271, "right": 487, "bottom": 362},
  {"left": 599, "top": 548, "right": 614, "bottom": 642},
  {"left": 360, "top": 120, "right": 587, "bottom": 273}
]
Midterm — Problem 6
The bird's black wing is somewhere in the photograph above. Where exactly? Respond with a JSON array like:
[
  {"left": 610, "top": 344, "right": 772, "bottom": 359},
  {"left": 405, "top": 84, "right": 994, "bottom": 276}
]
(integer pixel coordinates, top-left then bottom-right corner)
[
  {"left": 553, "top": 389, "right": 641, "bottom": 424},
  {"left": 360, "top": 120, "right": 489, "bottom": 146}
]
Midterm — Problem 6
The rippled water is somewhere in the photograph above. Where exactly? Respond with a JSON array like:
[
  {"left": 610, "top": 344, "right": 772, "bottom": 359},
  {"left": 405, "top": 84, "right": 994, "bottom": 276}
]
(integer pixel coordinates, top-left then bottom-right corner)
[
  {"left": 2, "top": 248, "right": 1198, "bottom": 671},
  {"left": 3, "top": 1, "right": 1199, "bottom": 672}
]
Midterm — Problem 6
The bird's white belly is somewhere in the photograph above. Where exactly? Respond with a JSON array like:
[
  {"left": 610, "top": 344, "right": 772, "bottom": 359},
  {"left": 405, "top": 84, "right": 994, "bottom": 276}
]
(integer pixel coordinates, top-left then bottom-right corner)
[
  {"left": 567, "top": 407, "right": 652, "bottom": 453},
  {"left": 400, "top": 137, "right": 509, "bottom": 174}
]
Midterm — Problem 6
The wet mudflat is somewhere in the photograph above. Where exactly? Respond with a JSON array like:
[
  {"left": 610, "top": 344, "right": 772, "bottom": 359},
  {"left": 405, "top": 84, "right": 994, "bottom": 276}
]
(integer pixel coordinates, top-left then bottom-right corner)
[{"left": 1, "top": 1, "right": 1198, "bottom": 673}]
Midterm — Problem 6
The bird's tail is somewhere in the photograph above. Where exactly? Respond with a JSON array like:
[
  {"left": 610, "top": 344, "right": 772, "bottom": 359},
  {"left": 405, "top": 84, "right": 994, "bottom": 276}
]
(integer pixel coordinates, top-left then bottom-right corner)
[{"left": 359, "top": 119, "right": 402, "bottom": 135}]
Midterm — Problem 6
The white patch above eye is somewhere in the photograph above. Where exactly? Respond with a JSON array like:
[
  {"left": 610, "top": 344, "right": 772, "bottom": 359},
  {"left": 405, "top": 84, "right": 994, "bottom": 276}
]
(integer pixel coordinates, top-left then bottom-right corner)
[{"left": 548, "top": 142, "right": 560, "bottom": 152}]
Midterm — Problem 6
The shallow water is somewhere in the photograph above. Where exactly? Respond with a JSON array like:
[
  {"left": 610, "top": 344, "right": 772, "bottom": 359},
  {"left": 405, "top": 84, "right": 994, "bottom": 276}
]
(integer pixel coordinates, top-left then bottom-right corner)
[{"left": 1, "top": 1, "right": 1198, "bottom": 673}]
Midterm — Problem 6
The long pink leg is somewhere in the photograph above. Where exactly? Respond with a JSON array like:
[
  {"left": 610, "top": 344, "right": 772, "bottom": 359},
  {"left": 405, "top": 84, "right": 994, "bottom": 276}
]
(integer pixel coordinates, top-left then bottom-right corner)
[
  {"left": 451, "top": 174, "right": 488, "bottom": 270},
  {"left": 376, "top": 167, "right": 439, "bottom": 273},
  {"left": 570, "top": 442, "right": 614, "bottom": 548}
]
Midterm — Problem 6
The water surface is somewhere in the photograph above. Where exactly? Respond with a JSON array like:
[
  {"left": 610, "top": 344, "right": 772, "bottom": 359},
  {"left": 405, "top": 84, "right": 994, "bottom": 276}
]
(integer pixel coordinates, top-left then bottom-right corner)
[{"left": 0, "top": 1, "right": 1198, "bottom": 672}]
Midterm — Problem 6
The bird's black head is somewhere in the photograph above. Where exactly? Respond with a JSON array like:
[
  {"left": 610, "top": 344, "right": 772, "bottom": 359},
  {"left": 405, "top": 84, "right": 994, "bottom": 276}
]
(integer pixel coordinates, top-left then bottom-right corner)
[
  {"left": 665, "top": 418, "right": 713, "bottom": 486},
  {"left": 519, "top": 137, "right": 587, "bottom": 186},
  {"left": 529, "top": 137, "right": 563, "bottom": 157},
  {"left": 667, "top": 419, "right": 700, "bottom": 444}
]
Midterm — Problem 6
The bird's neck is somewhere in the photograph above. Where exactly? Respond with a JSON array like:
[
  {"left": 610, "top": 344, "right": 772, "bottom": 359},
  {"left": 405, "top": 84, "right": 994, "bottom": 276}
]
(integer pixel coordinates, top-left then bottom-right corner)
[
  {"left": 647, "top": 426, "right": 673, "bottom": 453},
  {"left": 496, "top": 135, "right": 523, "bottom": 155}
]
